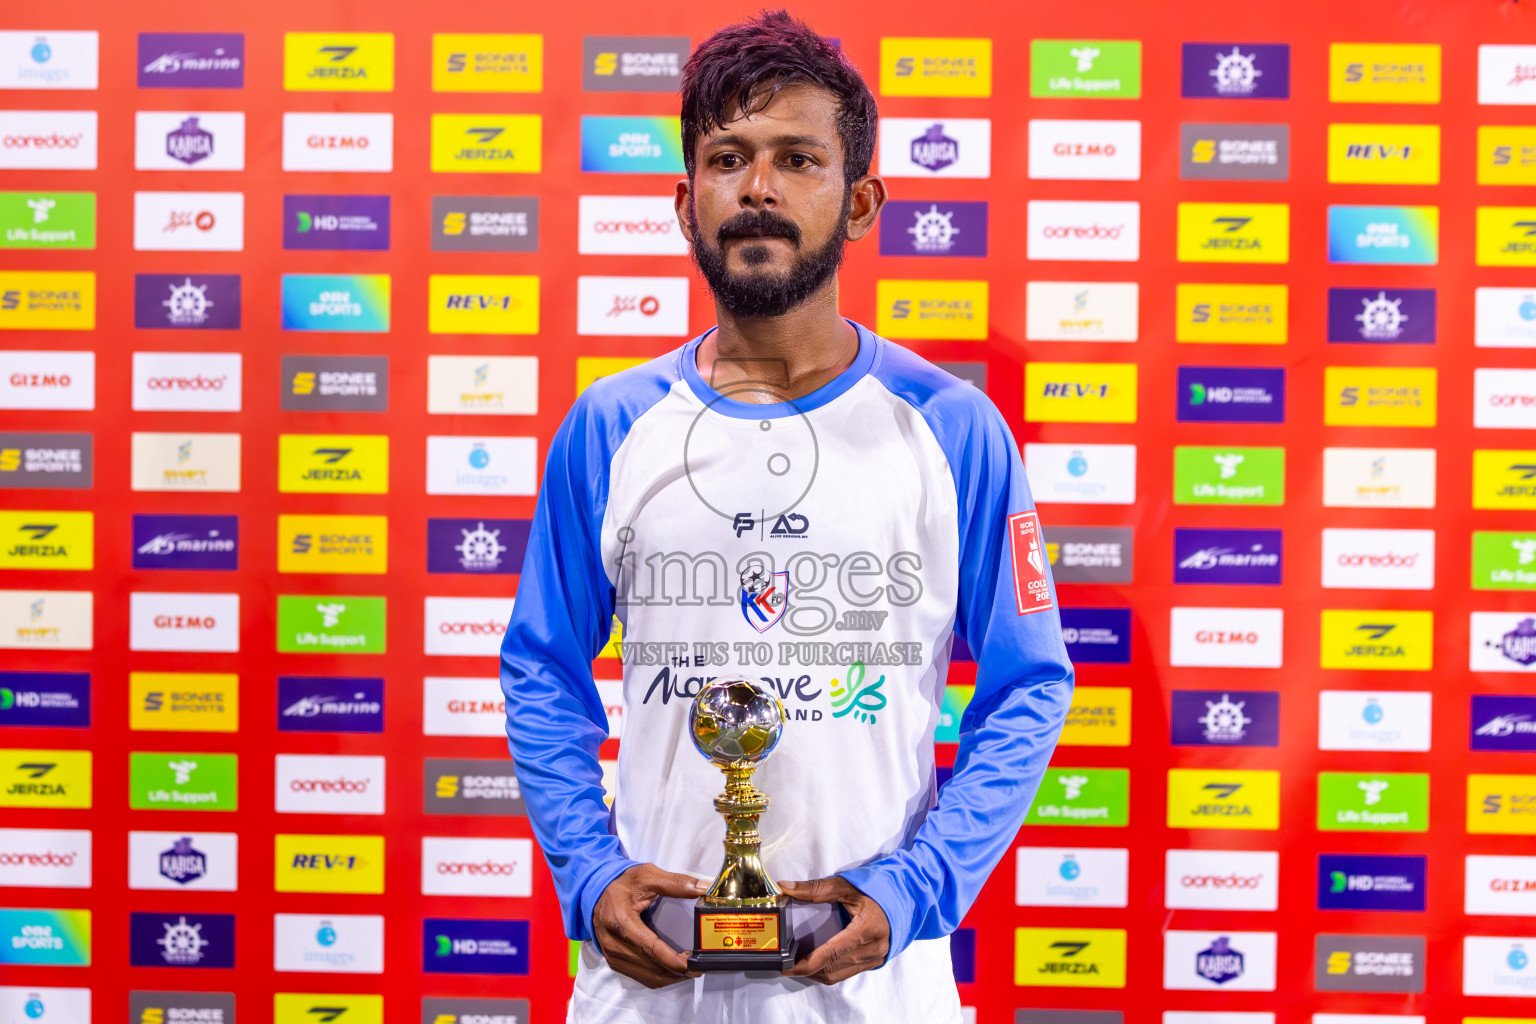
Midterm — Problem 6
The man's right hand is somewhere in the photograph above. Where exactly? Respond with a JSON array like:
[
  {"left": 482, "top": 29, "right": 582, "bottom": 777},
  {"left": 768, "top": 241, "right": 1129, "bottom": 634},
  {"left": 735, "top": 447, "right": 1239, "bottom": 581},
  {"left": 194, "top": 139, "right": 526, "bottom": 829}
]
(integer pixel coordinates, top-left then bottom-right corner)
[{"left": 592, "top": 864, "right": 708, "bottom": 988}]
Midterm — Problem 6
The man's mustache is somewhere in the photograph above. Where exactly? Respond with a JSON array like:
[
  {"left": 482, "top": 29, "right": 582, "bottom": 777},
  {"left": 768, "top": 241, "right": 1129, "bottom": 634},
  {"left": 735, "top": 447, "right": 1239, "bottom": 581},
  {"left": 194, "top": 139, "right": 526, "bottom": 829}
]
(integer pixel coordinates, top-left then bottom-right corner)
[{"left": 716, "top": 210, "right": 802, "bottom": 247}]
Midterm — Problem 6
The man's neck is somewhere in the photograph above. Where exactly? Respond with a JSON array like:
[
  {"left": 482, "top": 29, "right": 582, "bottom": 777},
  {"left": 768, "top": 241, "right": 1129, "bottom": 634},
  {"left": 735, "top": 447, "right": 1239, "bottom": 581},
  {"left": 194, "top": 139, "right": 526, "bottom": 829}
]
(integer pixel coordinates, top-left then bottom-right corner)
[{"left": 694, "top": 279, "right": 860, "bottom": 403}]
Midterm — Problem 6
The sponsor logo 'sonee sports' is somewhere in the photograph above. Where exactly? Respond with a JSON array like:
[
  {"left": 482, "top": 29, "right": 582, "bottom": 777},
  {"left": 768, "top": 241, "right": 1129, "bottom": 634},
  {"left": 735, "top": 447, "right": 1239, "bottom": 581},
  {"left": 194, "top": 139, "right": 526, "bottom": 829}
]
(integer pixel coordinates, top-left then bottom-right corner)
[
  {"left": 425, "top": 758, "right": 526, "bottom": 816},
  {"left": 278, "top": 514, "right": 388, "bottom": 575},
  {"left": 1043, "top": 526, "right": 1134, "bottom": 584},
  {"left": 0, "top": 271, "right": 94, "bottom": 331},
  {"left": 128, "top": 671, "right": 237, "bottom": 732},
  {"left": 1324, "top": 366, "right": 1437, "bottom": 427},
  {"left": 1058, "top": 686, "right": 1131, "bottom": 746},
  {"left": 1330, "top": 43, "right": 1441, "bottom": 104},
  {"left": 879, "top": 37, "right": 992, "bottom": 97},
  {"left": 420, "top": 997, "right": 532, "bottom": 1024},
  {"left": 432, "top": 33, "right": 542, "bottom": 92},
  {"left": 433, "top": 195, "right": 538, "bottom": 253},
  {"left": 282, "top": 355, "right": 388, "bottom": 412},
  {"left": 1180, "top": 123, "right": 1290, "bottom": 181},
  {"left": 1315, "top": 934, "right": 1424, "bottom": 992},
  {"left": 0, "top": 432, "right": 91, "bottom": 490},
  {"left": 876, "top": 279, "right": 989, "bottom": 339},
  {"left": 583, "top": 36, "right": 689, "bottom": 91},
  {"left": 1175, "top": 283, "right": 1288, "bottom": 344}
]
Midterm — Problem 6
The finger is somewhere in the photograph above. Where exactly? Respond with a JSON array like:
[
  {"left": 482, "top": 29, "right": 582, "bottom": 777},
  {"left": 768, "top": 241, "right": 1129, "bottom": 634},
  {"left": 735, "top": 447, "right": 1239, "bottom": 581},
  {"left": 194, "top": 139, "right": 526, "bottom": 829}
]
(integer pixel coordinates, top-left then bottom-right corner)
[
  {"left": 607, "top": 948, "right": 692, "bottom": 989},
  {"left": 643, "top": 870, "right": 711, "bottom": 900},
  {"left": 612, "top": 911, "right": 691, "bottom": 975},
  {"left": 784, "top": 925, "right": 864, "bottom": 977},
  {"left": 779, "top": 876, "right": 855, "bottom": 904}
]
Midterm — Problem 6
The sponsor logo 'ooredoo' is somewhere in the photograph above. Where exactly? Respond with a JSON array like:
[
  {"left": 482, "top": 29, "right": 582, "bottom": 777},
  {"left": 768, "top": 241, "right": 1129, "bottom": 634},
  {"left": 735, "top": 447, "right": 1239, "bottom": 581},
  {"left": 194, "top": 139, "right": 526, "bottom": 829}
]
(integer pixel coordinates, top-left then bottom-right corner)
[
  {"left": 421, "top": 836, "right": 533, "bottom": 896},
  {"left": 274, "top": 754, "right": 385, "bottom": 815},
  {"left": 0, "top": 827, "right": 91, "bottom": 888},
  {"left": 1165, "top": 849, "right": 1278, "bottom": 910},
  {"left": 131, "top": 352, "right": 241, "bottom": 412}
]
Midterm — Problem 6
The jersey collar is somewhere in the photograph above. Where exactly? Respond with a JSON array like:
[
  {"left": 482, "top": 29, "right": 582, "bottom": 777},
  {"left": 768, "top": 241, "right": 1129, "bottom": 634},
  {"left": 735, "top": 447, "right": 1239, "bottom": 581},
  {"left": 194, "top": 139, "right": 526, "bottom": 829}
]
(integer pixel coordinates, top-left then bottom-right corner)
[{"left": 678, "top": 320, "right": 877, "bottom": 420}]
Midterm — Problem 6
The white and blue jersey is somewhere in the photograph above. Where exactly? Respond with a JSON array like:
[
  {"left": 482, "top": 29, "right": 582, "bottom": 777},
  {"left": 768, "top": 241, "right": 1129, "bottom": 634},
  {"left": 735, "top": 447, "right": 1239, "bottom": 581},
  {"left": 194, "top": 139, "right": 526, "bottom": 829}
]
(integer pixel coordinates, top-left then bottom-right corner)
[{"left": 501, "top": 323, "right": 1074, "bottom": 1023}]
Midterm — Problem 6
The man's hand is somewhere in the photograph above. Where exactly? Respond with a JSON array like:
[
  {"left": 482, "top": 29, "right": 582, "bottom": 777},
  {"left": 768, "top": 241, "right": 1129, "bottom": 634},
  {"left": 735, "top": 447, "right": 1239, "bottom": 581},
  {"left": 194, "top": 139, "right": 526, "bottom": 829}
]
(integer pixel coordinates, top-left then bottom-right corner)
[
  {"left": 592, "top": 864, "right": 707, "bottom": 988},
  {"left": 780, "top": 876, "right": 891, "bottom": 984}
]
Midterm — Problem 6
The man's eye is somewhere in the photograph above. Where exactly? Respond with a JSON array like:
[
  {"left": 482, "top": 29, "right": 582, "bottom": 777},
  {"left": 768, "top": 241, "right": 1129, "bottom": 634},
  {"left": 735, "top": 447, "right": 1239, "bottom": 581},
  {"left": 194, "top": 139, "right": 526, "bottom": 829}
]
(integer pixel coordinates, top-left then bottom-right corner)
[
  {"left": 717, "top": 153, "right": 744, "bottom": 168},
  {"left": 787, "top": 154, "right": 812, "bottom": 168}
]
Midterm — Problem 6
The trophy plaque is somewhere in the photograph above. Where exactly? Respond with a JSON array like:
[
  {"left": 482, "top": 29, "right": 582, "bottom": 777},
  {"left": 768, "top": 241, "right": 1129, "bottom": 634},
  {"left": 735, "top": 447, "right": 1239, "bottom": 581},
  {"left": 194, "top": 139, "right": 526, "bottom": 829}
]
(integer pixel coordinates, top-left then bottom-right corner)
[{"left": 685, "top": 677, "right": 797, "bottom": 972}]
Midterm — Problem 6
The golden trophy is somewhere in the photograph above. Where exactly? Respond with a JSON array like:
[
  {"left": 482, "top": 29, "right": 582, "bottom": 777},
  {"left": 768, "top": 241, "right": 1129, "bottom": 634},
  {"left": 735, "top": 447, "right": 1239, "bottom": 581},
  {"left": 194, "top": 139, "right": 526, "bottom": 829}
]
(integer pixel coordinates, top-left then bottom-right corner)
[{"left": 686, "top": 677, "right": 796, "bottom": 971}]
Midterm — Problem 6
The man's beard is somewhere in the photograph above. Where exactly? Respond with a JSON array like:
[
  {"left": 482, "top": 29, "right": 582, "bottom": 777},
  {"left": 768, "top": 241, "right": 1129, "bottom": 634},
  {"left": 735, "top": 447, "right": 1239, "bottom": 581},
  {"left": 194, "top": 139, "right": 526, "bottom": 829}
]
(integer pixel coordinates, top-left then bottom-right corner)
[{"left": 688, "top": 193, "right": 850, "bottom": 319}]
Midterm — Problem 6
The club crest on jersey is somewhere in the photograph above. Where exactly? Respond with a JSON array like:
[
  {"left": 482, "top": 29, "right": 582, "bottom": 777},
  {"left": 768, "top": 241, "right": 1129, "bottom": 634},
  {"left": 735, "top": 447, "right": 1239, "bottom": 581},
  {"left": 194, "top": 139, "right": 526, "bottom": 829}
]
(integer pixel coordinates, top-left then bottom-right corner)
[{"left": 740, "top": 562, "right": 788, "bottom": 632}]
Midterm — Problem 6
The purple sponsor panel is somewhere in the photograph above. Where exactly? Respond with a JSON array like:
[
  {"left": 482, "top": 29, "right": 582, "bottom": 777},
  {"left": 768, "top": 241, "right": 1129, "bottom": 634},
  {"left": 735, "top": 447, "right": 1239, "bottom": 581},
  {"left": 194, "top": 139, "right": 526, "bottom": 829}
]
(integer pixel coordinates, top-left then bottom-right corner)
[
  {"left": 426, "top": 518, "right": 531, "bottom": 575},
  {"left": 1177, "top": 366, "right": 1285, "bottom": 423},
  {"left": 1327, "top": 288, "right": 1436, "bottom": 344},
  {"left": 1471, "top": 694, "right": 1536, "bottom": 751},
  {"left": 1174, "top": 528, "right": 1283, "bottom": 585},
  {"left": 138, "top": 33, "right": 245, "bottom": 89},
  {"left": 129, "top": 911, "right": 236, "bottom": 968},
  {"left": 134, "top": 274, "right": 242, "bottom": 330},
  {"left": 1181, "top": 43, "right": 1290, "bottom": 99},
  {"left": 0, "top": 672, "right": 90, "bottom": 728},
  {"left": 1171, "top": 690, "right": 1281, "bottom": 747},
  {"left": 1060, "top": 607, "right": 1131, "bottom": 664},
  {"left": 132, "top": 514, "right": 239, "bottom": 571},
  {"left": 879, "top": 200, "right": 988, "bottom": 257},
  {"left": 283, "top": 195, "right": 391, "bottom": 251},
  {"left": 277, "top": 676, "right": 384, "bottom": 734}
]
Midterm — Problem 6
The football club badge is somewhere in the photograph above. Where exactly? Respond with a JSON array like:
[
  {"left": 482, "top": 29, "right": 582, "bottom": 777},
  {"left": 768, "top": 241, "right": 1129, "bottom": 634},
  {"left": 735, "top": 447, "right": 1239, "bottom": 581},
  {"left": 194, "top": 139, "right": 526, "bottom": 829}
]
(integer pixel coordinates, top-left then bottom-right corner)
[{"left": 739, "top": 561, "right": 787, "bottom": 633}]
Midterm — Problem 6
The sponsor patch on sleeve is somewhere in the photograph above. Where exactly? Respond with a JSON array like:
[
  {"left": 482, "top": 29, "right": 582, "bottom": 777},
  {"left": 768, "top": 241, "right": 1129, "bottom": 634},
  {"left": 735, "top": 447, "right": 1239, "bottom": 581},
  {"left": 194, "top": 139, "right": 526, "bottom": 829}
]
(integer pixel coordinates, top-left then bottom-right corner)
[{"left": 1008, "top": 510, "right": 1054, "bottom": 615}]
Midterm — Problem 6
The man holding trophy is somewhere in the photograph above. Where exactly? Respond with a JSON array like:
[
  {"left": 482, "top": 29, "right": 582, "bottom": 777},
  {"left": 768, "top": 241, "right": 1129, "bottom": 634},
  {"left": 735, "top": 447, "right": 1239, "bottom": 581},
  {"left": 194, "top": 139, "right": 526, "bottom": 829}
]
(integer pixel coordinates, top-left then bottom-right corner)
[{"left": 501, "top": 11, "right": 1075, "bottom": 1022}]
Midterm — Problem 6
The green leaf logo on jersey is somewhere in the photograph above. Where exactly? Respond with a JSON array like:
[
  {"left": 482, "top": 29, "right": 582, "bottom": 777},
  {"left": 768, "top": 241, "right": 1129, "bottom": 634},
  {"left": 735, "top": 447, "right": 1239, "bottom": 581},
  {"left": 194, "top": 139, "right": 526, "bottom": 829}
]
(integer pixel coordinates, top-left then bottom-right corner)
[{"left": 830, "top": 661, "right": 887, "bottom": 724}]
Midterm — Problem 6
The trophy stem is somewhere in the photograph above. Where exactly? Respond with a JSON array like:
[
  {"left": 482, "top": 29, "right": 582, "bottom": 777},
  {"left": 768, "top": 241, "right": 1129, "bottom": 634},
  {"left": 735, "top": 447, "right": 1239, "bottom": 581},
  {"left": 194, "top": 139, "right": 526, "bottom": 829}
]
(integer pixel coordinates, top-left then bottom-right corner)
[{"left": 702, "top": 764, "right": 784, "bottom": 907}]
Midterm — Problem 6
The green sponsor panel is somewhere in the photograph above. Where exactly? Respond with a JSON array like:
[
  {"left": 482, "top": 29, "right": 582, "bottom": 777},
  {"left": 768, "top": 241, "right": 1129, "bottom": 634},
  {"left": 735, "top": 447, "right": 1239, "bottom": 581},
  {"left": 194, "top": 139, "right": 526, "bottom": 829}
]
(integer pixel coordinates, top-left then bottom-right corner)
[
  {"left": 277, "top": 594, "right": 387, "bottom": 653},
  {"left": 1317, "top": 771, "right": 1428, "bottom": 832},
  {"left": 129, "top": 752, "right": 238, "bottom": 811},
  {"left": 1025, "top": 767, "right": 1129, "bottom": 826},
  {"left": 1472, "top": 531, "right": 1536, "bottom": 590},
  {"left": 0, "top": 192, "right": 95, "bottom": 249},
  {"left": 1030, "top": 40, "right": 1142, "bottom": 99},
  {"left": 935, "top": 685, "right": 974, "bottom": 743},
  {"left": 1173, "top": 446, "right": 1286, "bottom": 505}
]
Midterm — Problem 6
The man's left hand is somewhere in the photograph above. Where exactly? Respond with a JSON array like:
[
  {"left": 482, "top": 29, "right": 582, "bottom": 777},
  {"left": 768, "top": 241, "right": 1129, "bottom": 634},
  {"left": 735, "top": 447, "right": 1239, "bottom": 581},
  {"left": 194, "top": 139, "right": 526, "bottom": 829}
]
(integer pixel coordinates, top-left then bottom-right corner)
[{"left": 779, "top": 876, "right": 891, "bottom": 984}]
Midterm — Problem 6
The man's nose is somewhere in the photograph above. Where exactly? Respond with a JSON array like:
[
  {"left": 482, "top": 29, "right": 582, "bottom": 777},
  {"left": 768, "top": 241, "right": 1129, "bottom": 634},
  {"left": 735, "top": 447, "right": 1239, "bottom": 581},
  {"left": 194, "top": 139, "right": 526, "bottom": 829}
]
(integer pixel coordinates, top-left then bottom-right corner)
[{"left": 740, "top": 154, "right": 780, "bottom": 208}]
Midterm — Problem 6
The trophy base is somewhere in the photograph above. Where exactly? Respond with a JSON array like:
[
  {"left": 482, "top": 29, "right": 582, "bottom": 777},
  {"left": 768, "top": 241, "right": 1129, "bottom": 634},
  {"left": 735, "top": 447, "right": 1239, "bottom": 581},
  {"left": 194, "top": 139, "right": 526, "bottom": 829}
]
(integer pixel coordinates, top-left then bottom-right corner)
[{"left": 687, "top": 897, "right": 796, "bottom": 973}]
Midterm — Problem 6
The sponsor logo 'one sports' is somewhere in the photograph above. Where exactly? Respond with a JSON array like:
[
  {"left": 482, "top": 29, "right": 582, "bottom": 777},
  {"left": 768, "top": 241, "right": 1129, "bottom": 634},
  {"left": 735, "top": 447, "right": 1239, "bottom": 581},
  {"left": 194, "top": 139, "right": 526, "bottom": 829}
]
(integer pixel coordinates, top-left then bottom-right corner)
[
  {"left": 0, "top": 908, "right": 90, "bottom": 966},
  {"left": 1328, "top": 205, "right": 1440, "bottom": 265},
  {"left": 579, "top": 115, "right": 681, "bottom": 173}
]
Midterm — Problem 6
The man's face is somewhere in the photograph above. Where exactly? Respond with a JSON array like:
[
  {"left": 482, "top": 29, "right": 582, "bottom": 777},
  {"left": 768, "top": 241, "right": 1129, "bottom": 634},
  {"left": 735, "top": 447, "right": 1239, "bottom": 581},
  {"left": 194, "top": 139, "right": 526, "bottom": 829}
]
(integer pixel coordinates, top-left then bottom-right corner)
[{"left": 680, "top": 83, "right": 871, "bottom": 319}]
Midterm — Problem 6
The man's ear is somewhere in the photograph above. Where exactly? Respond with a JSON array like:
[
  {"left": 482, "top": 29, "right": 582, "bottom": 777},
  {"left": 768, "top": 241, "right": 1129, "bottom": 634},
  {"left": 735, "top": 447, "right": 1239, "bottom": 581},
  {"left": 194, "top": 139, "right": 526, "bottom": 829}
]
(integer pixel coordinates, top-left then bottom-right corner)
[
  {"left": 844, "top": 174, "right": 887, "bottom": 243},
  {"left": 674, "top": 179, "right": 694, "bottom": 245}
]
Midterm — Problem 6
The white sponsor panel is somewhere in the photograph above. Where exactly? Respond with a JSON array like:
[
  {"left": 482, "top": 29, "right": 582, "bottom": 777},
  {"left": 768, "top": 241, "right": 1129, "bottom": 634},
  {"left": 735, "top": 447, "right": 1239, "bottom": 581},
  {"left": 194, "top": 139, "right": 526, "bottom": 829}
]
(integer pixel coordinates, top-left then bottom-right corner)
[
  {"left": 421, "top": 836, "right": 534, "bottom": 897},
  {"left": 1320, "top": 528, "right": 1435, "bottom": 590},
  {"left": 0, "top": 111, "right": 96, "bottom": 169},
  {"left": 1025, "top": 282, "right": 1139, "bottom": 342},
  {"left": 423, "top": 676, "right": 506, "bottom": 737},
  {"left": 275, "top": 754, "right": 386, "bottom": 815},
  {"left": 1027, "top": 200, "right": 1140, "bottom": 262},
  {"left": 577, "top": 276, "right": 690, "bottom": 337},
  {"left": 1480, "top": 46, "right": 1536, "bottom": 105},
  {"left": 1318, "top": 691, "right": 1432, "bottom": 752},
  {"left": 0, "top": 828, "right": 91, "bottom": 888},
  {"left": 1014, "top": 847, "right": 1128, "bottom": 907},
  {"left": 596, "top": 678, "right": 624, "bottom": 740},
  {"left": 1168, "top": 1016, "right": 1275, "bottom": 1024},
  {"left": 425, "top": 596, "right": 515, "bottom": 657},
  {"left": 0, "top": 988, "right": 90, "bottom": 1022},
  {"left": 128, "top": 830, "right": 238, "bottom": 891},
  {"left": 274, "top": 913, "right": 385, "bottom": 974},
  {"left": 426, "top": 355, "right": 539, "bottom": 416},
  {"left": 1471, "top": 611, "right": 1536, "bottom": 672},
  {"left": 0, "top": 590, "right": 92, "bottom": 650},
  {"left": 1476, "top": 368, "right": 1536, "bottom": 429},
  {"left": 877, "top": 117, "right": 991, "bottom": 179},
  {"left": 578, "top": 195, "right": 689, "bottom": 255},
  {"left": 0, "top": 350, "right": 95, "bottom": 411},
  {"left": 133, "top": 191, "right": 244, "bottom": 252},
  {"left": 134, "top": 111, "right": 246, "bottom": 171},
  {"left": 282, "top": 112, "right": 394, "bottom": 172},
  {"left": 424, "top": 435, "right": 538, "bottom": 496},
  {"left": 0, "top": 31, "right": 99, "bottom": 90},
  {"left": 1476, "top": 288, "right": 1536, "bottom": 349},
  {"left": 1163, "top": 930, "right": 1277, "bottom": 991},
  {"left": 1169, "top": 607, "right": 1284, "bottom": 668},
  {"left": 128, "top": 591, "right": 239, "bottom": 652},
  {"left": 1023, "top": 443, "right": 1137, "bottom": 505},
  {"left": 130, "top": 432, "right": 241, "bottom": 492},
  {"left": 1164, "top": 850, "right": 1279, "bottom": 911},
  {"left": 1467, "top": 855, "right": 1536, "bottom": 916},
  {"left": 1028, "top": 120, "right": 1142, "bottom": 181},
  {"left": 131, "top": 352, "right": 243, "bottom": 412},
  {"left": 1464, "top": 935, "right": 1536, "bottom": 995},
  {"left": 1321, "top": 448, "right": 1437, "bottom": 509}
]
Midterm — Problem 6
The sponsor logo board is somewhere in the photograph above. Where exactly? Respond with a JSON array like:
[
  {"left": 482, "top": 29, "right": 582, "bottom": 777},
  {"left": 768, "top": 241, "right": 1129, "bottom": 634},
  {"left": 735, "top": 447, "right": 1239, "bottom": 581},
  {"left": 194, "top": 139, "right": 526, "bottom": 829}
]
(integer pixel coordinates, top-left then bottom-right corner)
[
  {"left": 1328, "top": 205, "right": 1439, "bottom": 265},
  {"left": 1176, "top": 367, "right": 1284, "bottom": 423},
  {"left": 275, "top": 754, "right": 385, "bottom": 815},
  {"left": 1173, "top": 529, "right": 1282, "bottom": 586},
  {"left": 1321, "top": 528, "right": 1435, "bottom": 590},
  {"left": 277, "top": 595, "right": 386, "bottom": 654},
  {"left": 1330, "top": 43, "right": 1441, "bottom": 103},
  {"left": 134, "top": 112, "right": 244, "bottom": 171},
  {"left": 579, "top": 115, "right": 680, "bottom": 173},
  {"left": 433, "top": 195, "right": 538, "bottom": 253},
  {"left": 1027, "top": 200, "right": 1140, "bottom": 262},
  {"left": 1314, "top": 934, "right": 1424, "bottom": 992},
  {"left": 0, "top": 432, "right": 91, "bottom": 489},
  {"left": 129, "top": 911, "right": 233, "bottom": 968},
  {"left": 131, "top": 514, "right": 239, "bottom": 571},
  {"left": 1318, "top": 853, "right": 1425, "bottom": 912},
  {"left": 1175, "top": 283, "right": 1287, "bottom": 344},
  {"left": 583, "top": 36, "right": 689, "bottom": 92},
  {"left": 1030, "top": 40, "right": 1141, "bottom": 99},
  {"left": 1014, "top": 926, "right": 1127, "bottom": 987},
  {"left": 128, "top": 592, "right": 239, "bottom": 652},
  {"left": 1028, "top": 120, "right": 1141, "bottom": 181},
  {"left": 0, "top": 31, "right": 98, "bottom": 90},
  {"left": 1024, "top": 444, "right": 1136, "bottom": 505},
  {"left": 1327, "top": 287, "right": 1435, "bottom": 344},
  {"left": 421, "top": 836, "right": 533, "bottom": 896},
  {"left": 1317, "top": 690, "right": 1432, "bottom": 751},
  {"left": 879, "top": 199, "right": 988, "bottom": 257},
  {"left": 1058, "top": 686, "right": 1131, "bottom": 746},
  {"left": 1169, "top": 607, "right": 1283, "bottom": 668},
  {"left": 877, "top": 118, "right": 991, "bottom": 178},
  {"left": 132, "top": 191, "right": 243, "bottom": 252},
  {"left": 1044, "top": 526, "right": 1133, "bottom": 584},
  {"left": 282, "top": 112, "right": 393, "bottom": 172},
  {"left": 0, "top": 271, "right": 94, "bottom": 330},
  {"left": 0, "top": 671, "right": 89, "bottom": 729},
  {"left": 1173, "top": 446, "right": 1284, "bottom": 505},
  {"left": 274, "top": 912, "right": 385, "bottom": 974},
  {"left": 128, "top": 831, "right": 238, "bottom": 890},
  {"left": 282, "top": 355, "right": 388, "bottom": 412},
  {"left": 0, "top": 908, "right": 90, "bottom": 965},
  {"left": 1164, "top": 930, "right": 1277, "bottom": 990},
  {"left": 0, "top": 590, "right": 91, "bottom": 650},
  {"left": 0, "top": 191, "right": 94, "bottom": 249},
  {"left": 1179, "top": 123, "right": 1289, "bottom": 181},
  {"left": 425, "top": 758, "right": 526, "bottom": 816},
  {"left": 1024, "top": 767, "right": 1129, "bottom": 827},
  {"left": 1015, "top": 847, "right": 1129, "bottom": 907},
  {"left": 273, "top": 833, "right": 385, "bottom": 894},
  {"left": 128, "top": 751, "right": 237, "bottom": 811},
  {"left": 0, "top": 350, "right": 94, "bottom": 410},
  {"left": 1322, "top": 447, "right": 1437, "bottom": 508},
  {"left": 0, "top": 749, "right": 91, "bottom": 809},
  {"left": 0, "top": 828, "right": 91, "bottom": 888},
  {"left": 0, "top": 111, "right": 96, "bottom": 169},
  {"left": 283, "top": 32, "right": 394, "bottom": 91},
  {"left": 1319, "top": 609, "right": 1433, "bottom": 670},
  {"left": 1167, "top": 769, "right": 1280, "bottom": 830},
  {"left": 133, "top": 275, "right": 241, "bottom": 331},
  {"left": 1165, "top": 850, "right": 1278, "bottom": 910},
  {"left": 432, "top": 33, "right": 541, "bottom": 93},
  {"left": 880, "top": 37, "right": 992, "bottom": 97},
  {"left": 138, "top": 32, "right": 243, "bottom": 88},
  {"left": 1319, "top": 772, "right": 1429, "bottom": 832},
  {"left": 131, "top": 352, "right": 241, "bottom": 411},
  {"left": 1327, "top": 123, "right": 1440, "bottom": 185},
  {"left": 1171, "top": 690, "right": 1280, "bottom": 747},
  {"left": 278, "top": 677, "right": 384, "bottom": 734},
  {"left": 1060, "top": 608, "right": 1130, "bottom": 665},
  {"left": 129, "top": 672, "right": 237, "bottom": 732},
  {"left": 1181, "top": 43, "right": 1290, "bottom": 98},
  {"left": 1025, "top": 282, "right": 1137, "bottom": 342}
]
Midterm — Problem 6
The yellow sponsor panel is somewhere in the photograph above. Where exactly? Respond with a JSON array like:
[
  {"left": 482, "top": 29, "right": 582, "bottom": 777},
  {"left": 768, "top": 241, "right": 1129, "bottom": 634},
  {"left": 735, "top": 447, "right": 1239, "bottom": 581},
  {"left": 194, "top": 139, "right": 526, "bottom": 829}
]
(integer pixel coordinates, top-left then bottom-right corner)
[
  {"left": 1175, "top": 284, "right": 1288, "bottom": 344},
  {"left": 1478, "top": 126, "right": 1536, "bottom": 186},
  {"left": 876, "top": 280, "right": 989, "bottom": 340},
  {"left": 1058, "top": 687, "right": 1130, "bottom": 747},
  {"left": 577, "top": 356, "right": 649, "bottom": 396},
  {"left": 1320, "top": 609, "right": 1434, "bottom": 671},
  {"left": 274, "top": 833, "right": 385, "bottom": 893},
  {"left": 1329, "top": 43, "right": 1441, "bottom": 104},
  {"left": 0, "top": 748, "right": 91, "bottom": 808},
  {"left": 277, "top": 434, "right": 389, "bottom": 495},
  {"left": 1177, "top": 204, "right": 1289, "bottom": 264},
  {"left": 1167, "top": 768, "right": 1280, "bottom": 830},
  {"left": 1323, "top": 366, "right": 1436, "bottom": 427},
  {"left": 1327, "top": 123, "right": 1440, "bottom": 185},
  {"left": 1477, "top": 207, "right": 1536, "bottom": 267},
  {"left": 430, "top": 113, "right": 542, "bottom": 173},
  {"left": 1025, "top": 363, "right": 1138, "bottom": 424},
  {"left": 274, "top": 994, "right": 384, "bottom": 1024},
  {"left": 129, "top": 673, "right": 239, "bottom": 733},
  {"left": 0, "top": 510, "right": 93, "bottom": 571},
  {"left": 879, "top": 37, "right": 992, "bottom": 97},
  {"left": 1015, "top": 927, "right": 1127, "bottom": 988},
  {"left": 428, "top": 274, "right": 540, "bottom": 335},
  {"left": 1468, "top": 774, "right": 1536, "bottom": 835},
  {"left": 432, "top": 33, "right": 543, "bottom": 92},
  {"left": 1474, "top": 450, "right": 1536, "bottom": 510},
  {"left": 1465, "top": 1019, "right": 1536, "bottom": 1024},
  {"left": 277, "top": 515, "right": 388, "bottom": 575},
  {"left": 284, "top": 33, "right": 394, "bottom": 92},
  {"left": 0, "top": 271, "right": 95, "bottom": 330}
]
